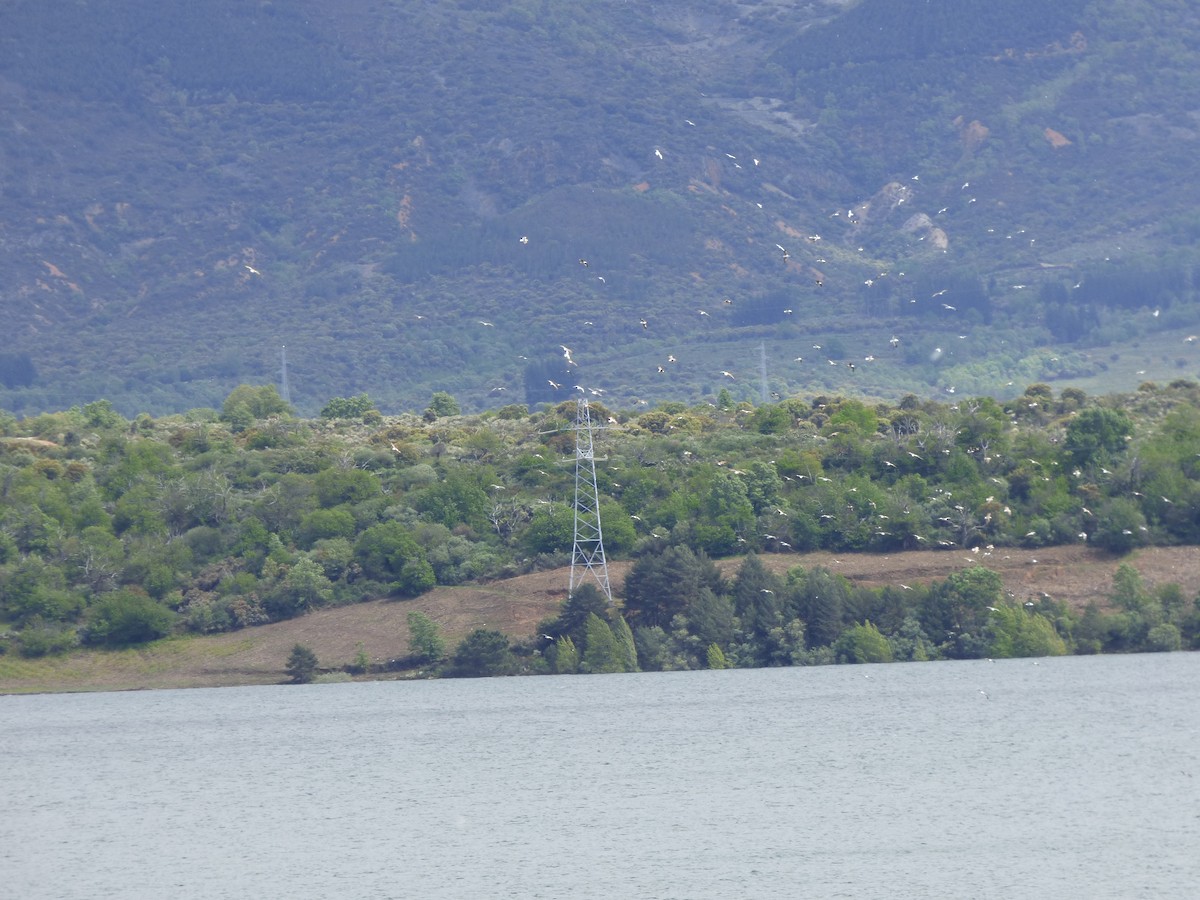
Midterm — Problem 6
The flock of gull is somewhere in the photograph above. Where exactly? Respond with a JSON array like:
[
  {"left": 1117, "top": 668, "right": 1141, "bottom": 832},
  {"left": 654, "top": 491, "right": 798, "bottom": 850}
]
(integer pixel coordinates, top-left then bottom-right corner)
[
  {"left": 233, "top": 106, "right": 1191, "bottom": 407},
  {"left": 480, "top": 128, "right": 1032, "bottom": 401}
]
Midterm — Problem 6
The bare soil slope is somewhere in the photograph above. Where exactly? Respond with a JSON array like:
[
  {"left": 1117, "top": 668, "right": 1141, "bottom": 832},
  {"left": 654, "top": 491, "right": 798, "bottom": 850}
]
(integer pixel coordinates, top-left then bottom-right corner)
[{"left": 2, "top": 546, "right": 1195, "bottom": 694}]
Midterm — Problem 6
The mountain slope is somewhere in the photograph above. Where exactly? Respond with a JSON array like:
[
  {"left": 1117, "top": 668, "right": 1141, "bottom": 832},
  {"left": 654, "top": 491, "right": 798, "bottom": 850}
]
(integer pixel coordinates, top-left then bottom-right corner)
[{"left": 2, "top": 0, "right": 1200, "bottom": 416}]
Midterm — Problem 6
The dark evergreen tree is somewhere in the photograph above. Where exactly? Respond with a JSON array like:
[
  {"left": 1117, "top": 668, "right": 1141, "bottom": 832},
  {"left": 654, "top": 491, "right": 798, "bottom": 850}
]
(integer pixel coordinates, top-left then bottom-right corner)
[
  {"left": 448, "top": 629, "right": 513, "bottom": 677},
  {"left": 285, "top": 644, "right": 318, "bottom": 683},
  {"left": 539, "top": 583, "right": 610, "bottom": 648},
  {"left": 622, "top": 545, "right": 724, "bottom": 629}
]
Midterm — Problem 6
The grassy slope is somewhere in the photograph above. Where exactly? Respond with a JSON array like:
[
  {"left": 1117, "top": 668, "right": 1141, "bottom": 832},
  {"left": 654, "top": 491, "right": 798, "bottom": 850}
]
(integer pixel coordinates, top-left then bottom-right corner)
[{"left": 3, "top": 544, "right": 1196, "bottom": 694}]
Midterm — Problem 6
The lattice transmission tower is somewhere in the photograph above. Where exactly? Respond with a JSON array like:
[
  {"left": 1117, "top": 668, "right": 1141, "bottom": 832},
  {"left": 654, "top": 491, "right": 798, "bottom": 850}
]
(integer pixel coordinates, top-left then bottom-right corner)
[
  {"left": 279, "top": 345, "right": 291, "bottom": 406},
  {"left": 569, "top": 397, "right": 612, "bottom": 603}
]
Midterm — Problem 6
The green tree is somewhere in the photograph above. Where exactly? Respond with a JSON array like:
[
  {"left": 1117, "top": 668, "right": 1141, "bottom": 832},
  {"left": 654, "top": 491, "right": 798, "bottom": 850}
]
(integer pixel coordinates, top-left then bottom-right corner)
[
  {"left": 694, "top": 470, "right": 755, "bottom": 555},
  {"left": 286, "top": 643, "right": 319, "bottom": 683},
  {"left": 986, "top": 604, "right": 1067, "bottom": 658},
  {"left": 1089, "top": 497, "right": 1146, "bottom": 554},
  {"left": 313, "top": 468, "right": 380, "bottom": 507},
  {"left": 319, "top": 393, "right": 378, "bottom": 419},
  {"left": 298, "top": 507, "right": 357, "bottom": 547},
  {"left": 732, "top": 554, "right": 783, "bottom": 644},
  {"left": 220, "top": 384, "right": 291, "bottom": 430},
  {"left": 1111, "top": 563, "right": 1150, "bottom": 614},
  {"left": 706, "top": 643, "right": 731, "bottom": 669},
  {"left": 921, "top": 566, "right": 1002, "bottom": 656},
  {"left": 552, "top": 636, "right": 580, "bottom": 674},
  {"left": 581, "top": 612, "right": 626, "bottom": 674},
  {"left": 0, "top": 557, "right": 83, "bottom": 625},
  {"left": 81, "top": 399, "right": 125, "bottom": 429},
  {"left": 415, "top": 468, "right": 491, "bottom": 531},
  {"left": 622, "top": 545, "right": 724, "bottom": 629},
  {"left": 688, "top": 586, "right": 736, "bottom": 649},
  {"left": 829, "top": 399, "right": 877, "bottom": 435},
  {"left": 522, "top": 504, "right": 575, "bottom": 554},
  {"left": 354, "top": 522, "right": 436, "bottom": 596},
  {"left": 611, "top": 615, "right": 639, "bottom": 672},
  {"left": 275, "top": 555, "right": 334, "bottom": 614},
  {"left": 425, "top": 391, "right": 461, "bottom": 418},
  {"left": 1063, "top": 406, "right": 1133, "bottom": 468},
  {"left": 789, "top": 566, "right": 852, "bottom": 649},
  {"left": 835, "top": 620, "right": 894, "bottom": 663},
  {"left": 598, "top": 500, "right": 638, "bottom": 554},
  {"left": 407, "top": 610, "right": 446, "bottom": 664},
  {"left": 539, "top": 582, "right": 610, "bottom": 647},
  {"left": 449, "top": 629, "right": 512, "bottom": 677}
]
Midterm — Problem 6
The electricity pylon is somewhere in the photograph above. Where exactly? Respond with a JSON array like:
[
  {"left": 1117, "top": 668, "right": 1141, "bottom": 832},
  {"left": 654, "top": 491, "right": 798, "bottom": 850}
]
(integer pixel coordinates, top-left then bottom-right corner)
[
  {"left": 279, "top": 345, "right": 291, "bottom": 406},
  {"left": 569, "top": 397, "right": 612, "bottom": 603}
]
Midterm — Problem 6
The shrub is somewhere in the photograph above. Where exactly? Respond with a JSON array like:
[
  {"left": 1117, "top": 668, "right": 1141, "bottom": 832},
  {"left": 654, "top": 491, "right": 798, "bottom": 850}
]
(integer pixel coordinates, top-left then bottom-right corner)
[
  {"left": 84, "top": 591, "right": 176, "bottom": 647},
  {"left": 319, "top": 393, "right": 378, "bottom": 420},
  {"left": 1146, "top": 622, "right": 1182, "bottom": 653},
  {"left": 17, "top": 622, "right": 79, "bottom": 657}
]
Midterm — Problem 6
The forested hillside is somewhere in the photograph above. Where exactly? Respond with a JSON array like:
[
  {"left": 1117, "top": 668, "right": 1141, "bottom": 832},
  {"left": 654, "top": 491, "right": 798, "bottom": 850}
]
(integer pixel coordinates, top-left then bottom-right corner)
[
  {"left": 2, "top": 381, "right": 1198, "bottom": 673},
  {"left": 2, "top": 0, "right": 1200, "bottom": 417}
]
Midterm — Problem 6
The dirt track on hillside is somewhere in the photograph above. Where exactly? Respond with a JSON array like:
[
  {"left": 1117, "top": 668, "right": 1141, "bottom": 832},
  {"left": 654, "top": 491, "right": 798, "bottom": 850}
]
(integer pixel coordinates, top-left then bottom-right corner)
[{"left": 3, "top": 546, "right": 1196, "bottom": 693}]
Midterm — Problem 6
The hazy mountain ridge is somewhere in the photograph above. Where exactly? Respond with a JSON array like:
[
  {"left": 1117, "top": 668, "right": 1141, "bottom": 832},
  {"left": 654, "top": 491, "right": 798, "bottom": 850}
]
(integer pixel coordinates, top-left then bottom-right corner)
[{"left": 2, "top": 0, "right": 1200, "bottom": 416}]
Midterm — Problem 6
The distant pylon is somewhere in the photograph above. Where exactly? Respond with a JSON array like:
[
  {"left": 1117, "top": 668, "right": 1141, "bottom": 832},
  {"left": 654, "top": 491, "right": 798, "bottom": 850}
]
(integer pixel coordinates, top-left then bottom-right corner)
[
  {"left": 759, "top": 341, "right": 768, "bottom": 404},
  {"left": 569, "top": 397, "right": 612, "bottom": 603},
  {"left": 279, "top": 345, "right": 291, "bottom": 406}
]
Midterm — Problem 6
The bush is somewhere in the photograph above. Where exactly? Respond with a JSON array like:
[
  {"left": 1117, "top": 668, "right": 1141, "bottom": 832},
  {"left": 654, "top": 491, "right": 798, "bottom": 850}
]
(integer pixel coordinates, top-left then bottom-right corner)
[
  {"left": 17, "top": 622, "right": 79, "bottom": 657},
  {"left": 319, "top": 393, "right": 377, "bottom": 420},
  {"left": 84, "top": 592, "right": 176, "bottom": 647},
  {"left": 354, "top": 522, "right": 436, "bottom": 597},
  {"left": 1145, "top": 622, "right": 1182, "bottom": 653}
]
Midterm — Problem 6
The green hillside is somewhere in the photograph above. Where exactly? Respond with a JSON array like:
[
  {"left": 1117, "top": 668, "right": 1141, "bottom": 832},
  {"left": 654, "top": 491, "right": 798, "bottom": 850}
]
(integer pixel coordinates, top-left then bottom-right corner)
[
  {"left": 2, "top": 380, "right": 1199, "bottom": 671},
  {"left": 2, "top": 0, "right": 1200, "bottom": 417}
]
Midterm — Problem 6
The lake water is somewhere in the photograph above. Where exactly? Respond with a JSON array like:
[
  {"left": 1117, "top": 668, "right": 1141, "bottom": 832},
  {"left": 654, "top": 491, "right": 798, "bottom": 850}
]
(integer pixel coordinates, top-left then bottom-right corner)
[{"left": 3, "top": 653, "right": 1198, "bottom": 899}]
